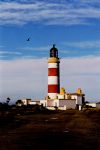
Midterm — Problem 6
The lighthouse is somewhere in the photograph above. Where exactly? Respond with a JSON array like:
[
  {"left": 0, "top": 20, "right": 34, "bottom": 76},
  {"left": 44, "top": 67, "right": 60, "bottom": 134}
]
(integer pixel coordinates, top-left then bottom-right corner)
[
  {"left": 48, "top": 45, "right": 60, "bottom": 99},
  {"left": 40, "top": 45, "right": 85, "bottom": 110}
]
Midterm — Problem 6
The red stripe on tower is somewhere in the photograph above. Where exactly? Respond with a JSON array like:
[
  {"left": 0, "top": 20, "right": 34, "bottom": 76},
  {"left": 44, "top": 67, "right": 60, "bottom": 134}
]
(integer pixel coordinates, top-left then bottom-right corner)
[
  {"left": 48, "top": 85, "right": 58, "bottom": 93},
  {"left": 48, "top": 68, "right": 58, "bottom": 76}
]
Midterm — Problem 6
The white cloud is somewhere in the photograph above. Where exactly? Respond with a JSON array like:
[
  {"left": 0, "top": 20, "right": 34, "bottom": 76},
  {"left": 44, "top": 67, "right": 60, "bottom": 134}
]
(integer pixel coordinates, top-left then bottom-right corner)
[
  {"left": 0, "top": 58, "right": 47, "bottom": 102},
  {"left": 64, "top": 40, "right": 100, "bottom": 49},
  {"left": 0, "top": 50, "right": 22, "bottom": 59},
  {"left": 80, "top": 0, "right": 100, "bottom": 4},
  {"left": 22, "top": 46, "right": 50, "bottom": 51},
  {"left": 0, "top": 56, "right": 100, "bottom": 103},
  {"left": 60, "top": 56, "right": 100, "bottom": 102},
  {"left": 0, "top": 0, "right": 100, "bottom": 26},
  {"left": 0, "top": 51, "right": 22, "bottom": 55},
  {"left": 0, "top": 45, "right": 4, "bottom": 48}
]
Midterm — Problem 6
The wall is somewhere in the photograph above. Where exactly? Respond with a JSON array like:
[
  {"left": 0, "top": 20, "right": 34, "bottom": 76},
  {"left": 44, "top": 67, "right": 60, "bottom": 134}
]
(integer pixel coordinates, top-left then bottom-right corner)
[
  {"left": 96, "top": 103, "right": 100, "bottom": 108},
  {"left": 71, "top": 95, "right": 82, "bottom": 105},
  {"left": 86, "top": 103, "right": 96, "bottom": 107},
  {"left": 40, "top": 100, "right": 47, "bottom": 107},
  {"left": 57, "top": 94, "right": 65, "bottom": 99},
  {"left": 59, "top": 100, "right": 76, "bottom": 109}
]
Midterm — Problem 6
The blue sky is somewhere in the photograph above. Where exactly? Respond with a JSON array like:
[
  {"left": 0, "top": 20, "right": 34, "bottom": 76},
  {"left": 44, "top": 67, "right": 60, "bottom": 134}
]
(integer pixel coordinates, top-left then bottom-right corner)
[{"left": 0, "top": 0, "right": 100, "bottom": 103}]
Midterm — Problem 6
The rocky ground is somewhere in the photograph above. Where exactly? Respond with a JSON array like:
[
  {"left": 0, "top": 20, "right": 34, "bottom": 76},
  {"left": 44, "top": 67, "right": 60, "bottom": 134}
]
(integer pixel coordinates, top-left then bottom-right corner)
[{"left": 0, "top": 108, "right": 100, "bottom": 150}]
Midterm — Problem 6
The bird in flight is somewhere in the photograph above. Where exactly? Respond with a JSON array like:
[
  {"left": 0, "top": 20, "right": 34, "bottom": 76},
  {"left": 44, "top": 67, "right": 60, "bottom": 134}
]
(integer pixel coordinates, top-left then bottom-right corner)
[{"left": 26, "top": 37, "right": 30, "bottom": 41}]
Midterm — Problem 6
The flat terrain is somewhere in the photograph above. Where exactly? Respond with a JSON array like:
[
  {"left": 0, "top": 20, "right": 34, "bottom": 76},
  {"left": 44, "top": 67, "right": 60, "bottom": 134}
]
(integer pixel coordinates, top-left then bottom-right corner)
[{"left": 0, "top": 108, "right": 100, "bottom": 150}]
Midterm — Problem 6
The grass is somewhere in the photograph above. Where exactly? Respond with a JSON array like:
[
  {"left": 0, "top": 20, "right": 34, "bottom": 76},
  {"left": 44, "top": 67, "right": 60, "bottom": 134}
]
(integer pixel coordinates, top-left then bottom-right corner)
[{"left": 0, "top": 107, "right": 100, "bottom": 150}]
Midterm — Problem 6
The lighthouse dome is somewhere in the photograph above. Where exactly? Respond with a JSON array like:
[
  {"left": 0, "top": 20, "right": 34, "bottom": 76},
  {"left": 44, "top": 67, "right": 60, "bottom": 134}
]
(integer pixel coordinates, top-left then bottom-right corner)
[{"left": 50, "top": 44, "right": 58, "bottom": 58}]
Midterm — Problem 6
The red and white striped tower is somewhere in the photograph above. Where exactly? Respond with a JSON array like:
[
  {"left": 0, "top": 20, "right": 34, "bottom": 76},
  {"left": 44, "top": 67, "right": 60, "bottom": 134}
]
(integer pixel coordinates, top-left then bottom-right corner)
[{"left": 48, "top": 45, "right": 60, "bottom": 99}]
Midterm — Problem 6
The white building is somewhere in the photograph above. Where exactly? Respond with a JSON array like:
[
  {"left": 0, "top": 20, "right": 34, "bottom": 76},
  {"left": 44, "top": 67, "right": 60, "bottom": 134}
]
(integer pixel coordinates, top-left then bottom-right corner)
[
  {"left": 40, "top": 87, "right": 85, "bottom": 110},
  {"left": 86, "top": 102, "right": 100, "bottom": 108},
  {"left": 16, "top": 98, "right": 40, "bottom": 106}
]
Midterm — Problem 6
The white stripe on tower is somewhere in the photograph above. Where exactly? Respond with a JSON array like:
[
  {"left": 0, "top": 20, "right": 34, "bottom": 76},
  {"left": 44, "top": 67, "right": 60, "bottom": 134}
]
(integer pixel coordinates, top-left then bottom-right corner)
[
  {"left": 48, "top": 63, "right": 58, "bottom": 68},
  {"left": 48, "top": 76, "right": 58, "bottom": 85}
]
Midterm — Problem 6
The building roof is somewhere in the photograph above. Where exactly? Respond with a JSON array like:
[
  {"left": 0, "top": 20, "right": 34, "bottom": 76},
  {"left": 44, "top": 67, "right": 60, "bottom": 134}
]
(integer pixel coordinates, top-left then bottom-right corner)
[{"left": 65, "top": 93, "right": 84, "bottom": 96}]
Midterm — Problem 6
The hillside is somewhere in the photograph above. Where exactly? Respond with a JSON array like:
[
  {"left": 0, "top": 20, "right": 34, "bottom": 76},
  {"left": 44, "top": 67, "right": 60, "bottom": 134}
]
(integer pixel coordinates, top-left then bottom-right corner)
[{"left": 0, "top": 108, "right": 100, "bottom": 150}]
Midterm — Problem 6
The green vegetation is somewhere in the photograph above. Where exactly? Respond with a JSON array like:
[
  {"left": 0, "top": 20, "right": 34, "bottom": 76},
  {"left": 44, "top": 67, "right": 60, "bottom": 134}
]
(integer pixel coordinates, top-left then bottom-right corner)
[{"left": 0, "top": 104, "right": 100, "bottom": 150}]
